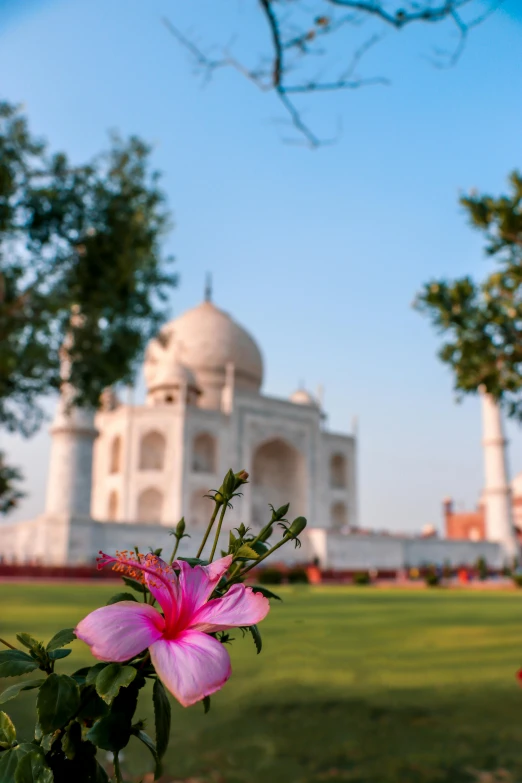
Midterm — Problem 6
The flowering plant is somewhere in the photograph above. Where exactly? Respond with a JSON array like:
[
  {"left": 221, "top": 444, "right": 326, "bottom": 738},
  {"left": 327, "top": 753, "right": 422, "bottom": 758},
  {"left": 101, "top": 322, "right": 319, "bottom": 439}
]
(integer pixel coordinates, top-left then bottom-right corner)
[{"left": 0, "top": 469, "right": 307, "bottom": 782}]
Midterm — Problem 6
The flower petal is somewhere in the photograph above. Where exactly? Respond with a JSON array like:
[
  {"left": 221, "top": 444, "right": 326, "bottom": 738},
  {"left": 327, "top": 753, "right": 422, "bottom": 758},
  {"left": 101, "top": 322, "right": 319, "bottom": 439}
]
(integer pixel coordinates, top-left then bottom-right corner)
[
  {"left": 174, "top": 555, "right": 233, "bottom": 628},
  {"left": 75, "top": 602, "right": 164, "bottom": 662},
  {"left": 149, "top": 631, "right": 231, "bottom": 707},
  {"left": 98, "top": 552, "right": 180, "bottom": 631},
  {"left": 190, "top": 584, "right": 270, "bottom": 632},
  {"left": 142, "top": 557, "right": 180, "bottom": 630}
]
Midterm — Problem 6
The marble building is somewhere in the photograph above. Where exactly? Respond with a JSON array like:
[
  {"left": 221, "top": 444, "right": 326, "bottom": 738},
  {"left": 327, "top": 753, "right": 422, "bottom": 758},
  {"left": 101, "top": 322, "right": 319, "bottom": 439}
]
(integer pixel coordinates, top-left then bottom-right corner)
[
  {"left": 0, "top": 293, "right": 356, "bottom": 565},
  {"left": 0, "top": 294, "right": 515, "bottom": 570}
]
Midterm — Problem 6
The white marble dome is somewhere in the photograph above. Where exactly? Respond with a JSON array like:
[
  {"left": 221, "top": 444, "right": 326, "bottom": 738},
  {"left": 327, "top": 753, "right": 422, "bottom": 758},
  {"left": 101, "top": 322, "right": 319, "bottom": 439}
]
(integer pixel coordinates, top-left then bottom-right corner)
[
  {"left": 290, "top": 388, "right": 318, "bottom": 407},
  {"left": 144, "top": 300, "right": 263, "bottom": 408}
]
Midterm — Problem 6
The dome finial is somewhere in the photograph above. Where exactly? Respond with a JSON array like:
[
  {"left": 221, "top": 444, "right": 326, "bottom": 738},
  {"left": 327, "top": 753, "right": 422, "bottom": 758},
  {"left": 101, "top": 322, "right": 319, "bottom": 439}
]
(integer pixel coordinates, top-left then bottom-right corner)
[{"left": 204, "top": 272, "right": 213, "bottom": 303}]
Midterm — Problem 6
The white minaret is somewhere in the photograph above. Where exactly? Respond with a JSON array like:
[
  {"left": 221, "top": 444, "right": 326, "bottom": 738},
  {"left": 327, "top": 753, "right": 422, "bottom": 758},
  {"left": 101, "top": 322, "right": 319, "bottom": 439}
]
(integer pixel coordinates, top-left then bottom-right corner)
[
  {"left": 45, "top": 315, "right": 97, "bottom": 518},
  {"left": 481, "top": 390, "right": 519, "bottom": 561},
  {"left": 45, "top": 400, "right": 97, "bottom": 517}
]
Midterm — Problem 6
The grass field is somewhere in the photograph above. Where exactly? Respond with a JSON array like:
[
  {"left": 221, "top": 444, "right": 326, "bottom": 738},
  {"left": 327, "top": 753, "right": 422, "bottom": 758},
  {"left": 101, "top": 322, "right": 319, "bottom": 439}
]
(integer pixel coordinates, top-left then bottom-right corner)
[{"left": 2, "top": 583, "right": 522, "bottom": 782}]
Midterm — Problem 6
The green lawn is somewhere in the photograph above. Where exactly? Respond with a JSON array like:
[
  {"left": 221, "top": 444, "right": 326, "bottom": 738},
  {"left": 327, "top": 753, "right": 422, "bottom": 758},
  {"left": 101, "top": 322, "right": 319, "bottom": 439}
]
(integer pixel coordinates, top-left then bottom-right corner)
[{"left": 2, "top": 583, "right": 522, "bottom": 782}]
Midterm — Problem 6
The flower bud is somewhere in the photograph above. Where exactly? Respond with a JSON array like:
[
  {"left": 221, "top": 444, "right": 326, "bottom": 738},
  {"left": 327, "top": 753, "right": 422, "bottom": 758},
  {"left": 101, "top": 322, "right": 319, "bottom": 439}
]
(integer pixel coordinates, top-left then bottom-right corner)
[
  {"left": 175, "top": 517, "right": 186, "bottom": 537},
  {"left": 221, "top": 469, "right": 237, "bottom": 498},
  {"left": 271, "top": 503, "right": 290, "bottom": 522},
  {"left": 287, "top": 516, "right": 307, "bottom": 538}
]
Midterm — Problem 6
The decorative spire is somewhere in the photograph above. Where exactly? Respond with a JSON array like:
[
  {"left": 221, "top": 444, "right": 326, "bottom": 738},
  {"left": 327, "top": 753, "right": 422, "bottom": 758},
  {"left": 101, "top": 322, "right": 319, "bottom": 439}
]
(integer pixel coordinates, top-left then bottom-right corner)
[{"left": 204, "top": 272, "right": 213, "bottom": 303}]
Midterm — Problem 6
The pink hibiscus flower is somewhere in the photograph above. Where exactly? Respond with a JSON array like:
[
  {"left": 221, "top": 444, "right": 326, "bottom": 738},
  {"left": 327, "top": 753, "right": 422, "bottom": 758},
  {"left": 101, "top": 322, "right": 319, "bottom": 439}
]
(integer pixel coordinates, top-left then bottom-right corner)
[{"left": 75, "top": 552, "right": 269, "bottom": 706}]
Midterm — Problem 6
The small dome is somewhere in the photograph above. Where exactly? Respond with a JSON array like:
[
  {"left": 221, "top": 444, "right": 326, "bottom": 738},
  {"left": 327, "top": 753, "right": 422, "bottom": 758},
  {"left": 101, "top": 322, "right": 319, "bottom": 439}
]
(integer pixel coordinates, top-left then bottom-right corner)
[
  {"left": 290, "top": 388, "right": 318, "bottom": 407},
  {"left": 144, "top": 300, "right": 263, "bottom": 409},
  {"left": 148, "top": 360, "right": 198, "bottom": 393}
]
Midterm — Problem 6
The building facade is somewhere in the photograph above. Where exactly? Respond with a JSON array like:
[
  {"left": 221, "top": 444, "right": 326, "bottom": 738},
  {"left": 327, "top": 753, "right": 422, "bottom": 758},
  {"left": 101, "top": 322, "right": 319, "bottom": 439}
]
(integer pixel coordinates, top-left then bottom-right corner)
[
  {"left": 0, "top": 296, "right": 356, "bottom": 565},
  {"left": 0, "top": 299, "right": 513, "bottom": 570}
]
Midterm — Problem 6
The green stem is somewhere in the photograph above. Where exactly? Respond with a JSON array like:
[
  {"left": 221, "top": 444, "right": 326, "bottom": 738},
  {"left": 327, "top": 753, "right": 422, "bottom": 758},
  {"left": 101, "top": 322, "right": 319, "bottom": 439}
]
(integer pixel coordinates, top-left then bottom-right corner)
[
  {"left": 196, "top": 502, "right": 221, "bottom": 558},
  {"left": 0, "top": 637, "right": 16, "bottom": 650},
  {"left": 208, "top": 503, "right": 228, "bottom": 563},
  {"left": 223, "top": 537, "right": 289, "bottom": 588},
  {"left": 249, "top": 520, "right": 275, "bottom": 549},
  {"left": 168, "top": 536, "right": 181, "bottom": 565},
  {"left": 113, "top": 751, "right": 123, "bottom": 783}
]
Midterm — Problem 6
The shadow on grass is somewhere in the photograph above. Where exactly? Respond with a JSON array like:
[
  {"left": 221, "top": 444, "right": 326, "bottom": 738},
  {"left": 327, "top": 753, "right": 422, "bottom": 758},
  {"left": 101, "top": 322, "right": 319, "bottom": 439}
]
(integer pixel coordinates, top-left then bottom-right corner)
[
  {"left": 4, "top": 680, "right": 522, "bottom": 782},
  {"left": 124, "top": 686, "right": 522, "bottom": 783}
]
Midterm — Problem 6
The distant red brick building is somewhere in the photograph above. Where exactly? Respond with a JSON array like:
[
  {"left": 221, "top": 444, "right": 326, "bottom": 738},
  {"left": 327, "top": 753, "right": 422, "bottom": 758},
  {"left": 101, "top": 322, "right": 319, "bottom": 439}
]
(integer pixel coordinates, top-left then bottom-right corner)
[
  {"left": 444, "top": 498, "right": 485, "bottom": 541},
  {"left": 444, "top": 484, "right": 522, "bottom": 544}
]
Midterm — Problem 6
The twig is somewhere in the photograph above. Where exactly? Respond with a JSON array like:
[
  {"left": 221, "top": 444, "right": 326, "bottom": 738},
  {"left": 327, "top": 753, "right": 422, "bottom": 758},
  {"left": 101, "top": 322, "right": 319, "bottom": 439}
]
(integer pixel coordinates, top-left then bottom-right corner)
[{"left": 162, "top": 0, "right": 503, "bottom": 146}]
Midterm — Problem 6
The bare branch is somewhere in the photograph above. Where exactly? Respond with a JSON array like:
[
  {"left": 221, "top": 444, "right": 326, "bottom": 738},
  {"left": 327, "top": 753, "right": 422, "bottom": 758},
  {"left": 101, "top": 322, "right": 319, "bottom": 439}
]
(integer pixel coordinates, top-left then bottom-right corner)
[{"left": 162, "top": 0, "right": 503, "bottom": 147}]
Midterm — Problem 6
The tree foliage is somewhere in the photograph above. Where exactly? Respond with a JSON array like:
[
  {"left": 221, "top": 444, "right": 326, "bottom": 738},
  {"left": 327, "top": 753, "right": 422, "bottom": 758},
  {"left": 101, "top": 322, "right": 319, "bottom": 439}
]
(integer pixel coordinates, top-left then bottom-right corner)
[
  {"left": 0, "top": 454, "right": 25, "bottom": 515},
  {"left": 0, "top": 101, "right": 175, "bottom": 431},
  {"left": 0, "top": 100, "right": 176, "bottom": 510},
  {"left": 416, "top": 171, "right": 522, "bottom": 417},
  {"left": 164, "top": 0, "right": 501, "bottom": 146}
]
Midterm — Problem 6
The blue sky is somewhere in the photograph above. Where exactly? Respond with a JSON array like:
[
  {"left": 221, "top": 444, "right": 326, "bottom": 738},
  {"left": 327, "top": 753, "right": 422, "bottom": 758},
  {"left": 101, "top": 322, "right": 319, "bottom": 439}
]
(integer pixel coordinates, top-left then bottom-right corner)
[{"left": 1, "top": 0, "right": 521, "bottom": 532}]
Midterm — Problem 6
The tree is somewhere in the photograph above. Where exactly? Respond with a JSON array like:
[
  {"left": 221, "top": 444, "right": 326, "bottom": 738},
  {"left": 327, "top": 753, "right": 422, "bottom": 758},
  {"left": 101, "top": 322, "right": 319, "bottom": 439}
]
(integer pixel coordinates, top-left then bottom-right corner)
[
  {"left": 0, "top": 454, "right": 24, "bottom": 514},
  {"left": 415, "top": 171, "right": 522, "bottom": 418},
  {"left": 163, "top": 0, "right": 501, "bottom": 147},
  {"left": 0, "top": 100, "right": 176, "bottom": 509}
]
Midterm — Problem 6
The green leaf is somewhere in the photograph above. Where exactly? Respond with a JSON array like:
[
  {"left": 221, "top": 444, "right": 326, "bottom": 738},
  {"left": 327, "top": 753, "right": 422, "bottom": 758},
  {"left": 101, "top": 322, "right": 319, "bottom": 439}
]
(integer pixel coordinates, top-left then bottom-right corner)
[
  {"left": 0, "top": 748, "right": 19, "bottom": 783},
  {"left": 202, "top": 695, "right": 211, "bottom": 714},
  {"left": 0, "top": 680, "right": 45, "bottom": 705},
  {"left": 132, "top": 729, "right": 161, "bottom": 780},
  {"left": 0, "top": 650, "right": 39, "bottom": 678},
  {"left": 249, "top": 624, "right": 262, "bottom": 654},
  {"left": 76, "top": 686, "right": 109, "bottom": 722},
  {"left": 86, "top": 677, "right": 140, "bottom": 753},
  {"left": 228, "top": 530, "right": 238, "bottom": 550},
  {"left": 106, "top": 592, "right": 138, "bottom": 605},
  {"left": 0, "top": 711, "right": 16, "bottom": 748},
  {"left": 177, "top": 557, "right": 208, "bottom": 566},
  {"left": 47, "top": 649, "right": 71, "bottom": 661},
  {"left": 121, "top": 576, "right": 147, "bottom": 594},
  {"left": 14, "top": 749, "right": 53, "bottom": 783},
  {"left": 45, "top": 629, "right": 76, "bottom": 652},
  {"left": 152, "top": 679, "right": 170, "bottom": 761},
  {"left": 0, "top": 745, "right": 42, "bottom": 783},
  {"left": 87, "top": 714, "right": 131, "bottom": 753},
  {"left": 250, "top": 585, "right": 282, "bottom": 601},
  {"left": 70, "top": 667, "right": 91, "bottom": 686},
  {"left": 250, "top": 541, "right": 270, "bottom": 556},
  {"left": 16, "top": 634, "right": 39, "bottom": 651},
  {"left": 235, "top": 544, "right": 259, "bottom": 560},
  {"left": 85, "top": 663, "right": 109, "bottom": 686},
  {"left": 37, "top": 674, "right": 80, "bottom": 734},
  {"left": 95, "top": 664, "right": 137, "bottom": 705},
  {"left": 62, "top": 720, "right": 82, "bottom": 760},
  {"left": 0, "top": 745, "right": 38, "bottom": 783},
  {"left": 40, "top": 733, "right": 56, "bottom": 755}
]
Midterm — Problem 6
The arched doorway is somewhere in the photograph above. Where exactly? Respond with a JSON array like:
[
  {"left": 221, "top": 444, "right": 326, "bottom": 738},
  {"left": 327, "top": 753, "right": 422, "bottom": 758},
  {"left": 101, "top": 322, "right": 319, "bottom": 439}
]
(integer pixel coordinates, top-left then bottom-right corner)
[
  {"left": 192, "top": 433, "right": 217, "bottom": 473},
  {"left": 330, "top": 453, "right": 347, "bottom": 488},
  {"left": 251, "top": 438, "right": 306, "bottom": 530},
  {"left": 139, "top": 431, "right": 166, "bottom": 471},
  {"left": 107, "top": 490, "right": 119, "bottom": 521},
  {"left": 109, "top": 436, "right": 122, "bottom": 474},
  {"left": 137, "top": 488, "right": 163, "bottom": 523},
  {"left": 331, "top": 501, "right": 347, "bottom": 530}
]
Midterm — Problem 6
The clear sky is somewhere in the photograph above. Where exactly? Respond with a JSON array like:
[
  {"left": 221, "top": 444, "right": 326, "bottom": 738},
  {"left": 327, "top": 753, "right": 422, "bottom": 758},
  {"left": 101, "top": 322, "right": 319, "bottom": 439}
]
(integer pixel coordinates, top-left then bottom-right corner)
[{"left": 1, "top": 0, "right": 522, "bottom": 532}]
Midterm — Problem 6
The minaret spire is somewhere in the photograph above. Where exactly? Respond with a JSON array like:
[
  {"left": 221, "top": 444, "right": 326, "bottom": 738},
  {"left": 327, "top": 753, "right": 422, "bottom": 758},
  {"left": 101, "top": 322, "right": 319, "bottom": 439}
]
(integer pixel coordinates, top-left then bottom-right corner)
[
  {"left": 480, "top": 389, "right": 519, "bottom": 561},
  {"left": 204, "top": 272, "right": 213, "bottom": 303}
]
